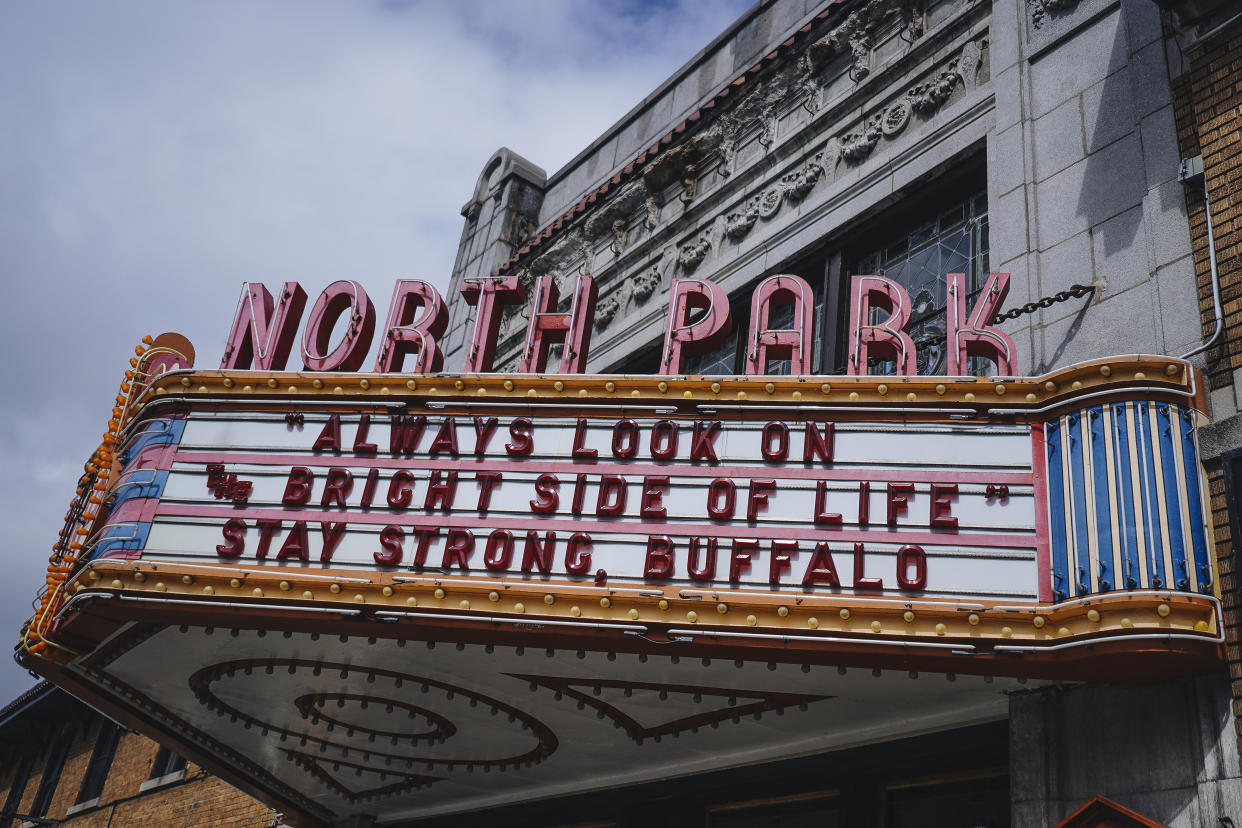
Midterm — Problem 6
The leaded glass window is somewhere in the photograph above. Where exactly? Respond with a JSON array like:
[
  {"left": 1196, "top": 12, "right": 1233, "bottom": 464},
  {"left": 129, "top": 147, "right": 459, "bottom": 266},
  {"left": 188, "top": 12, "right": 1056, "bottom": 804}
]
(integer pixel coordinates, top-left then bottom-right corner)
[{"left": 853, "top": 192, "right": 988, "bottom": 375}]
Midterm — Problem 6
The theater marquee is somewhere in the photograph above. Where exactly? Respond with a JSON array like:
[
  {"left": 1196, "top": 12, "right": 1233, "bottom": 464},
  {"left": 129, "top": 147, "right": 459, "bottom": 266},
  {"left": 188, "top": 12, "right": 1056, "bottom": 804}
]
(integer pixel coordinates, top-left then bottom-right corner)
[{"left": 20, "top": 352, "right": 1224, "bottom": 826}]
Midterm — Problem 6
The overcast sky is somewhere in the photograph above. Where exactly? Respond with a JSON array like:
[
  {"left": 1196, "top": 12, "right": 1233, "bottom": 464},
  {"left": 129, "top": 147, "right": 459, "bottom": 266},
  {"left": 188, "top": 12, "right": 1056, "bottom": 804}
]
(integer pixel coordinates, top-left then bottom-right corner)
[{"left": 0, "top": 0, "right": 753, "bottom": 702}]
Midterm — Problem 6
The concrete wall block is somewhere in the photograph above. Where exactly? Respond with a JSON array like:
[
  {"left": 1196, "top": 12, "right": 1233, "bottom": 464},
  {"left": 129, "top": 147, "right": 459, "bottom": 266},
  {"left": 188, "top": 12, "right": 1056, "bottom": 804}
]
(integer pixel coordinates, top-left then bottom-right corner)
[
  {"left": 1121, "top": 0, "right": 1163, "bottom": 53},
  {"left": 1091, "top": 204, "right": 1149, "bottom": 295},
  {"left": 988, "top": 0, "right": 1022, "bottom": 74},
  {"left": 733, "top": 5, "right": 775, "bottom": 73},
  {"left": 990, "top": 122, "right": 1027, "bottom": 196},
  {"left": 1035, "top": 132, "right": 1146, "bottom": 249},
  {"left": 1142, "top": 178, "right": 1194, "bottom": 270},
  {"left": 1157, "top": 254, "right": 1207, "bottom": 356},
  {"left": 766, "top": 0, "right": 812, "bottom": 48},
  {"left": 1127, "top": 37, "right": 1173, "bottom": 118},
  {"left": 1032, "top": 97, "right": 1086, "bottom": 182},
  {"left": 1139, "top": 104, "right": 1183, "bottom": 190},
  {"left": 1081, "top": 69, "right": 1136, "bottom": 153},
  {"left": 1037, "top": 230, "right": 1093, "bottom": 300},
  {"left": 992, "top": 185, "right": 1032, "bottom": 265},
  {"left": 1038, "top": 283, "right": 1159, "bottom": 370},
  {"left": 993, "top": 63, "right": 1023, "bottom": 132},
  {"left": 1029, "top": 8, "right": 1126, "bottom": 118}
]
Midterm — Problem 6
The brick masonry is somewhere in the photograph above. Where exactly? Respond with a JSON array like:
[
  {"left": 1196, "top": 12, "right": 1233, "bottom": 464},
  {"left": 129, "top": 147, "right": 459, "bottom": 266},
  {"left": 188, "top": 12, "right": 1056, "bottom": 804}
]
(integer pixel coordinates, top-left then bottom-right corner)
[
  {"left": 1171, "top": 21, "right": 1242, "bottom": 752},
  {"left": 0, "top": 718, "right": 278, "bottom": 828}
]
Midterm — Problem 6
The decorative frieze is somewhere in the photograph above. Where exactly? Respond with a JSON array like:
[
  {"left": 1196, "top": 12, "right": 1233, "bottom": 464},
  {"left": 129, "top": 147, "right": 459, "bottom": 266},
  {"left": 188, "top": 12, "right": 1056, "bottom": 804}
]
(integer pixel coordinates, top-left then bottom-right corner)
[
  {"left": 595, "top": 297, "right": 619, "bottom": 330},
  {"left": 839, "top": 37, "right": 987, "bottom": 164},
  {"left": 824, "top": 0, "right": 924, "bottom": 82},
  {"left": 678, "top": 237, "right": 712, "bottom": 271},
  {"left": 1027, "top": 0, "right": 1080, "bottom": 28},
  {"left": 725, "top": 197, "right": 761, "bottom": 240},
  {"left": 631, "top": 266, "right": 660, "bottom": 303},
  {"left": 781, "top": 153, "right": 827, "bottom": 202}
]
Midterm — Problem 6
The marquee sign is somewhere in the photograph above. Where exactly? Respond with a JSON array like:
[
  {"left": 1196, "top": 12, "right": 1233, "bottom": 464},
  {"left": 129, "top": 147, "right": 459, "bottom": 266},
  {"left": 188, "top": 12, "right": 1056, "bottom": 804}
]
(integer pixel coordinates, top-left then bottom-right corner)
[{"left": 19, "top": 351, "right": 1224, "bottom": 827}]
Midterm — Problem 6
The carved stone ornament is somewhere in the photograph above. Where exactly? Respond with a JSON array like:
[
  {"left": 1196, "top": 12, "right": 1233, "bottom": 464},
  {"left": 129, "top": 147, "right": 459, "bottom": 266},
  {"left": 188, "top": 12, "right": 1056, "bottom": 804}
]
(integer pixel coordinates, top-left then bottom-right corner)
[
  {"left": 718, "top": 139, "right": 737, "bottom": 178},
  {"left": 827, "top": 0, "right": 923, "bottom": 83},
  {"left": 596, "top": 297, "right": 619, "bottom": 330},
  {"left": 679, "top": 163, "right": 698, "bottom": 206},
  {"left": 632, "top": 266, "right": 660, "bottom": 303},
  {"left": 645, "top": 196, "right": 660, "bottom": 231},
  {"left": 758, "top": 187, "right": 784, "bottom": 219},
  {"left": 758, "top": 113, "right": 777, "bottom": 151},
  {"left": 781, "top": 153, "right": 826, "bottom": 202},
  {"left": 609, "top": 219, "right": 628, "bottom": 255},
  {"left": 725, "top": 197, "right": 761, "bottom": 240},
  {"left": 907, "top": 61, "right": 962, "bottom": 114},
  {"left": 678, "top": 237, "right": 712, "bottom": 271},
  {"left": 881, "top": 100, "right": 912, "bottom": 135},
  {"left": 837, "top": 39, "right": 984, "bottom": 165},
  {"left": 907, "top": 38, "right": 985, "bottom": 114},
  {"left": 840, "top": 114, "right": 884, "bottom": 162},
  {"left": 1027, "top": 0, "right": 1080, "bottom": 28}
]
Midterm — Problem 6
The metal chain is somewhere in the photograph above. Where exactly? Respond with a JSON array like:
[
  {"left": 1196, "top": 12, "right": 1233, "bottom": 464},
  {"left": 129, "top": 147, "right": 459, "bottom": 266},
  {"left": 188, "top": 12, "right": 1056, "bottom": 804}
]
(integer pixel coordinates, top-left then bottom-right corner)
[
  {"left": 989, "top": 283, "right": 1095, "bottom": 324},
  {"left": 909, "top": 283, "right": 1095, "bottom": 351}
]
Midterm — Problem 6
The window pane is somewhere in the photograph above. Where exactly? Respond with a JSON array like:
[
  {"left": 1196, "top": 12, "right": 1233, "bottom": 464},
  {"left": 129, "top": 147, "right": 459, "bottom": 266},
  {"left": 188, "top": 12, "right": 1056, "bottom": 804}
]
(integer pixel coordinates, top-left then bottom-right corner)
[
  {"left": 852, "top": 191, "right": 988, "bottom": 376},
  {"left": 78, "top": 723, "right": 122, "bottom": 803}
]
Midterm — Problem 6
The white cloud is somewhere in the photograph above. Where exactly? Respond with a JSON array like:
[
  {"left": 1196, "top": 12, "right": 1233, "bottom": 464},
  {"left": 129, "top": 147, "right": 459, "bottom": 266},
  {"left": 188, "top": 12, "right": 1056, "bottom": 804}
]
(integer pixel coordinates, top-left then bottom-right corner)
[{"left": 0, "top": 0, "right": 752, "bottom": 700}]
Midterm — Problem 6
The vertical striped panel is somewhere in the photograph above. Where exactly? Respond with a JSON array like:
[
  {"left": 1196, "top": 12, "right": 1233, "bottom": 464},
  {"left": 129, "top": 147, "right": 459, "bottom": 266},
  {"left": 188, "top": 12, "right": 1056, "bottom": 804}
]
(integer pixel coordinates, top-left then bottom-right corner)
[
  {"left": 1043, "top": 403, "right": 1212, "bottom": 598},
  {"left": 1046, "top": 419, "right": 1071, "bottom": 601}
]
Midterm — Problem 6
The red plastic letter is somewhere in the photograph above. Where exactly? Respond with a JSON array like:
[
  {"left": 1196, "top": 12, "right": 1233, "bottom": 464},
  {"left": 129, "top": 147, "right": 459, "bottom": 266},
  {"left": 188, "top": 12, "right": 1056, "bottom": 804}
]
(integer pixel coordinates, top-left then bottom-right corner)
[
  {"left": 744, "top": 274, "right": 814, "bottom": 375},
  {"left": 518, "top": 274, "right": 596, "bottom": 373},
  {"left": 659, "top": 278, "right": 732, "bottom": 374},
  {"left": 945, "top": 272, "right": 1016, "bottom": 377},
  {"left": 374, "top": 279, "right": 448, "bottom": 373},
  {"left": 301, "top": 280, "right": 376, "bottom": 372},
  {"left": 847, "top": 275, "right": 916, "bottom": 375},
  {"left": 461, "top": 274, "right": 525, "bottom": 373},
  {"left": 220, "top": 282, "right": 307, "bottom": 370}
]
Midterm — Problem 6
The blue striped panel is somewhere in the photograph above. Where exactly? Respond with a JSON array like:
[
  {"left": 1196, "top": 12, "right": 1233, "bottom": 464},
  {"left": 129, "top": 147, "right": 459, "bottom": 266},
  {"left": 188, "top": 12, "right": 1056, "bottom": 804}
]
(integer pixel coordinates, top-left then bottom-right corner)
[
  {"left": 88, "top": 521, "right": 152, "bottom": 561},
  {"left": 119, "top": 418, "right": 185, "bottom": 466},
  {"left": 1041, "top": 402, "right": 1211, "bottom": 598},
  {"left": 1110, "top": 402, "right": 1140, "bottom": 589},
  {"left": 1133, "top": 402, "right": 1166, "bottom": 589},
  {"left": 1155, "top": 404, "right": 1190, "bottom": 591},
  {"left": 1087, "top": 406, "right": 1114, "bottom": 591},
  {"left": 1046, "top": 419, "right": 1071, "bottom": 601},
  {"left": 109, "top": 469, "right": 170, "bottom": 510},
  {"left": 1177, "top": 409, "right": 1212, "bottom": 593},
  {"left": 1066, "top": 412, "right": 1092, "bottom": 596}
]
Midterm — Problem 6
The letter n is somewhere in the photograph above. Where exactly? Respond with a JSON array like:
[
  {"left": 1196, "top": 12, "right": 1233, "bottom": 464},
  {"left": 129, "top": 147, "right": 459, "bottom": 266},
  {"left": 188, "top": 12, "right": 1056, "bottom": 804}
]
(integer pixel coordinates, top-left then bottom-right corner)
[{"left": 220, "top": 282, "right": 307, "bottom": 370}]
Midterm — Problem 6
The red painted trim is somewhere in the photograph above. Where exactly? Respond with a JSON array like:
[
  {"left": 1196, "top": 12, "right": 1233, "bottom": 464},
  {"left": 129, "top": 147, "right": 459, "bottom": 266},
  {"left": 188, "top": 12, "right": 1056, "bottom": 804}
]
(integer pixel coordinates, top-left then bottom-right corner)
[{"left": 1030, "top": 423, "right": 1054, "bottom": 602}]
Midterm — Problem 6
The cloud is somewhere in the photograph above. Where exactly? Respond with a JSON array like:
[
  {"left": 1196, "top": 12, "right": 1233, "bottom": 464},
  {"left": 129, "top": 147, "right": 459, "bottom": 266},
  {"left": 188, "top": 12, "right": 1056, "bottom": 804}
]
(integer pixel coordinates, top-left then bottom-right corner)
[{"left": 0, "top": 0, "right": 752, "bottom": 700}]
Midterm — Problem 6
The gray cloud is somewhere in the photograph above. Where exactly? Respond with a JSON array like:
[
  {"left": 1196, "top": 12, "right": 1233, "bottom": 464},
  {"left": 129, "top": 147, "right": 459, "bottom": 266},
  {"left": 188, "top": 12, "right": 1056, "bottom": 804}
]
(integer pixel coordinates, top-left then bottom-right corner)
[{"left": 0, "top": 0, "right": 750, "bottom": 700}]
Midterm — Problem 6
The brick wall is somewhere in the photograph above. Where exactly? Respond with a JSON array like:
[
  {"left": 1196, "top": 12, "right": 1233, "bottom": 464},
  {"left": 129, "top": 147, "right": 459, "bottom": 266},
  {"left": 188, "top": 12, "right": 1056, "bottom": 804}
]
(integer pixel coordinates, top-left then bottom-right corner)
[
  {"left": 1207, "top": 461, "right": 1242, "bottom": 752},
  {"left": 1171, "top": 19, "right": 1242, "bottom": 753},
  {"left": 1172, "top": 28, "right": 1242, "bottom": 391},
  {"left": 0, "top": 721, "right": 278, "bottom": 828}
]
